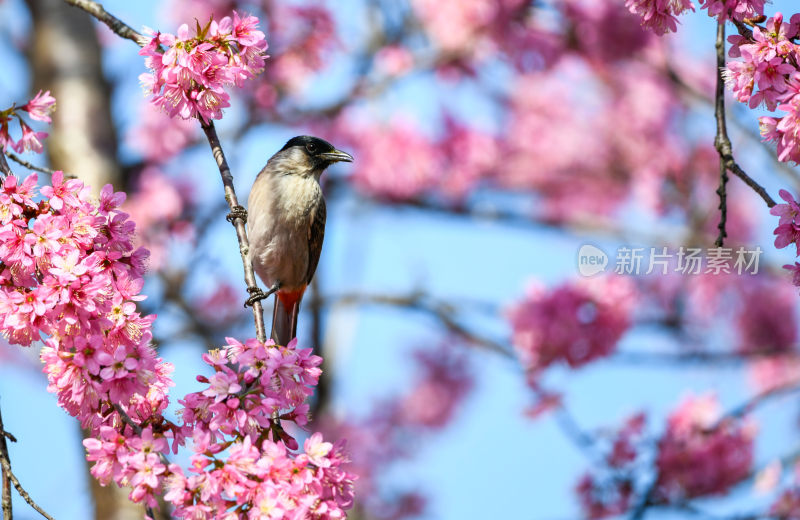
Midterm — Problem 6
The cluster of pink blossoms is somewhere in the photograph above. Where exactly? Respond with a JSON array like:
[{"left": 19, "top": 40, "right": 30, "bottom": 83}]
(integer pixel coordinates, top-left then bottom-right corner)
[
  {"left": 632, "top": 3, "right": 800, "bottom": 166},
  {"left": 769, "top": 189, "right": 800, "bottom": 286},
  {"left": 0, "top": 171, "right": 353, "bottom": 517},
  {"left": 507, "top": 276, "right": 636, "bottom": 376},
  {"left": 628, "top": 0, "right": 766, "bottom": 33},
  {"left": 576, "top": 395, "right": 755, "bottom": 518},
  {"left": 726, "top": 14, "right": 800, "bottom": 109},
  {"left": 0, "top": 169, "right": 173, "bottom": 439},
  {"left": 139, "top": 12, "right": 268, "bottom": 122},
  {"left": 700, "top": 0, "right": 766, "bottom": 20},
  {"left": 716, "top": 12, "right": 800, "bottom": 164},
  {"left": 0, "top": 90, "right": 55, "bottom": 153},
  {"left": 576, "top": 413, "right": 645, "bottom": 519},
  {"left": 624, "top": 0, "right": 694, "bottom": 35},
  {"left": 771, "top": 488, "right": 800, "bottom": 518},
  {"left": 333, "top": 116, "right": 498, "bottom": 202},
  {"left": 654, "top": 394, "right": 755, "bottom": 500},
  {"left": 86, "top": 337, "right": 355, "bottom": 518}
]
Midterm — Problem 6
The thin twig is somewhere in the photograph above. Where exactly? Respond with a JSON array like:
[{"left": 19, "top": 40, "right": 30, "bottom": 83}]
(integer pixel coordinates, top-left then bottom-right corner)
[
  {"left": 0, "top": 153, "right": 11, "bottom": 178},
  {"left": 112, "top": 403, "right": 143, "bottom": 435},
  {"left": 61, "top": 0, "right": 146, "bottom": 46},
  {"left": 0, "top": 458, "right": 55, "bottom": 520},
  {"left": 613, "top": 349, "right": 788, "bottom": 366},
  {"left": 4, "top": 152, "right": 61, "bottom": 176},
  {"left": 717, "top": 380, "right": 800, "bottom": 424},
  {"left": 0, "top": 404, "right": 10, "bottom": 520},
  {"left": 0, "top": 404, "right": 55, "bottom": 520},
  {"left": 332, "top": 291, "right": 515, "bottom": 358},
  {"left": 715, "top": 158, "right": 728, "bottom": 247},
  {"left": 111, "top": 404, "right": 172, "bottom": 467},
  {"left": 200, "top": 120, "right": 267, "bottom": 342},
  {"left": 713, "top": 21, "right": 776, "bottom": 209}
]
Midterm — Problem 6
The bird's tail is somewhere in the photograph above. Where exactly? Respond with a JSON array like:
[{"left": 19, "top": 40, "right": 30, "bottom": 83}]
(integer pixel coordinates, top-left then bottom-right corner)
[{"left": 271, "top": 287, "right": 305, "bottom": 346}]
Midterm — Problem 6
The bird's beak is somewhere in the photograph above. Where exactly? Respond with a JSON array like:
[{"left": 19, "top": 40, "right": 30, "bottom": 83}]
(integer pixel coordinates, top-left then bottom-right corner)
[{"left": 319, "top": 149, "right": 354, "bottom": 163}]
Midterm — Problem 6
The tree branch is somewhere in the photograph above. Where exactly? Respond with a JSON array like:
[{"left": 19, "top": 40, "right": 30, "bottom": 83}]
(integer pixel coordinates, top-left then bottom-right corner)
[
  {"left": 0, "top": 153, "right": 12, "bottom": 178},
  {"left": 3, "top": 152, "right": 61, "bottom": 177},
  {"left": 200, "top": 120, "right": 267, "bottom": 343},
  {"left": 0, "top": 403, "right": 55, "bottom": 520},
  {"left": 0, "top": 403, "right": 10, "bottom": 520},
  {"left": 713, "top": 20, "right": 776, "bottom": 209},
  {"left": 330, "top": 291, "right": 515, "bottom": 359},
  {"left": 715, "top": 158, "right": 728, "bottom": 247},
  {"left": 61, "top": 0, "right": 146, "bottom": 46}
]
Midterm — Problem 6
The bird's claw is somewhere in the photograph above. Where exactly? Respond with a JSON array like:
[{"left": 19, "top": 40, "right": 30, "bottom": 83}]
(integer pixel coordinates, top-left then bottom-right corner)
[
  {"left": 243, "top": 283, "right": 280, "bottom": 308},
  {"left": 226, "top": 205, "right": 248, "bottom": 224},
  {"left": 244, "top": 286, "right": 267, "bottom": 307}
]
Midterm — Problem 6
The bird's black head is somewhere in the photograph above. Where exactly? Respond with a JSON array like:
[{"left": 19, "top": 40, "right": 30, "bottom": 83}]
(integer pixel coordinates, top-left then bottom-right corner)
[{"left": 280, "top": 136, "right": 354, "bottom": 169}]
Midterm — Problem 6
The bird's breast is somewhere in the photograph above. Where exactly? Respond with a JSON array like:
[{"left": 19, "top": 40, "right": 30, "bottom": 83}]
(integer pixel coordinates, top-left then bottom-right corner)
[
  {"left": 247, "top": 173, "right": 323, "bottom": 290},
  {"left": 276, "top": 174, "right": 323, "bottom": 220}
]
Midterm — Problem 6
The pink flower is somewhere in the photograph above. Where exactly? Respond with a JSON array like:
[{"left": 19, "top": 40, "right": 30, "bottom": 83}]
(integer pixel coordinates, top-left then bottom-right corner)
[
  {"left": 398, "top": 346, "right": 472, "bottom": 428},
  {"left": 21, "top": 90, "right": 56, "bottom": 123},
  {"left": 508, "top": 276, "right": 636, "bottom": 375},
  {"left": 576, "top": 473, "right": 633, "bottom": 519},
  {"left": 139, "top": 12, "right": 268, "bottom": 122},
  {"left": 48, "top": 249, "right": 88, "bottom": 283},
  {"left": 723, "top": 60, "right": 756, "bottom": 104},
  {"left": 374, "top": 45, "right": 415, "bottom": 76},
  {"left": 772, "top": 189, "right": 800, "bottom": 254},
  {"left": 748, "top": 355, "right": 800, "bottom": 393},
  {"left": 771, "top": 488, "right": 800, "bottom": 518},
  {"left": 772, "top": 189, "right": 800, "bottom": 225},
  {"left": 736, "top": 276, "right": 798, "bottom": 354},
  {"left": 230, "top": 11, "right": 266, "bottom": 47},
  {"left": 784, "top": 262, "right": 800, "bottom": 287},
  {"left": 0, "top": 119, "right": 11, "bottom": 152},
  {"left": 698, "top": 0, "right": 765, "bottom": 22},
  {"left": 304, "top": 433, "right": 333, "bottom": 468},
  {"left": 202, "top": 371, "right": 242, "bottom": 402},
  {"left": 127, "top": 104, "right": 196, "bottom": 161},
  {"left": 12, "top": 121, "right": 47, "bottom": 154},
  {"left": 625, "top": 0, "right": 694, "bottom": 35},
  {"left": 655, "top": 394, "right": 755, "bottom": 500}
]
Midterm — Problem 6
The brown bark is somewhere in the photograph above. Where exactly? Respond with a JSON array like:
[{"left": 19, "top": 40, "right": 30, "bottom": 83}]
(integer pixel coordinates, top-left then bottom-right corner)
[{"left": 25, "top": 0, "right": 123, "bottom": 194}]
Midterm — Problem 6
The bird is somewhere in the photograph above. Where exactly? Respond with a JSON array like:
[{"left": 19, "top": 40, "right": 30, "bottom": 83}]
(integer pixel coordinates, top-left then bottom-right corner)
[{"left": 244, "top": 135, "right": 353, "bottom": 346}]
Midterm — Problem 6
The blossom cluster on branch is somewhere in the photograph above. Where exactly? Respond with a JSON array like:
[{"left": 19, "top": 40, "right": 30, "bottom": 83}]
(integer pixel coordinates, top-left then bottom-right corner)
[
  {"left": 576, "top": 395, "right": 756, "bottom": 518},
  {"left": 508, "top": 276, "right": 636, "bottom": 375},
  {"left": 626, "top": 0, "right": 766, "bottom": 34},
  {"left": 139, "top": 12, "right": 268, "bottom": 122},
  {"left": 771, "top": 190, "right": 800, "bottom": 286},
  {"left": 0, "top": 90, "right": 55, "bottom": 154},
  {"left": 0, "top": 168, "right": 354, "bottom": 518}
]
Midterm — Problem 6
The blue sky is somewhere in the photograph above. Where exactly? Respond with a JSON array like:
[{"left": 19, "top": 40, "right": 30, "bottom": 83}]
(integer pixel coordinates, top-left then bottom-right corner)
[{"left": 1, "top": 1, "right": 800, "bottom": 519}]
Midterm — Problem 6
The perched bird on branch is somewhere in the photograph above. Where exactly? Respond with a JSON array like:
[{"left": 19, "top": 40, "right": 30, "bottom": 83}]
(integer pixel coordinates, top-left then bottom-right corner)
[{"left": 244, "top": 136, "right": 353, "bottom": 345}]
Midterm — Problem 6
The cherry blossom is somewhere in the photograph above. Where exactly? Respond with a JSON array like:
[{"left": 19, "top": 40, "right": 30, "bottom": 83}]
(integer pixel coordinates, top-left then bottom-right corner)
[
  {"left": 139, "top": 12, "right": 268, "bottom": 122},
  {"left": 0, "top": 170, "right": 354, "bottom": 518},
  {"left": 508, "top": 276, "right": 636, "bottom": 375},
  {"left": 655, "top": 394, "right": 755, "bottom": 500}
]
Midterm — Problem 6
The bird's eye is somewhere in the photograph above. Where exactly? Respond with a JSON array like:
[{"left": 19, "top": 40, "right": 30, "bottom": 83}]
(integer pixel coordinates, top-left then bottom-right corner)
[{"left": 306, "top": 143, "right": 317, "bottom": 154}]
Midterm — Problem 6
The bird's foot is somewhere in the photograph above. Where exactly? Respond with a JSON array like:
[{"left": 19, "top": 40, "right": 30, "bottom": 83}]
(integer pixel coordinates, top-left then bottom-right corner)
[
  {"left": 243, "top": 283, "right": 280, "bottom": 307},
  {"left": 226, "top": 205, "right": 248, "bottom": 224}
]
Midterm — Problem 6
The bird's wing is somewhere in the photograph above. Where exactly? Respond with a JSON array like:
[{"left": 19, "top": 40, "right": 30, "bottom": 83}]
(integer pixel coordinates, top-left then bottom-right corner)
[{"left": 306, "top": 197, "right": 326, "bottom": 284}]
